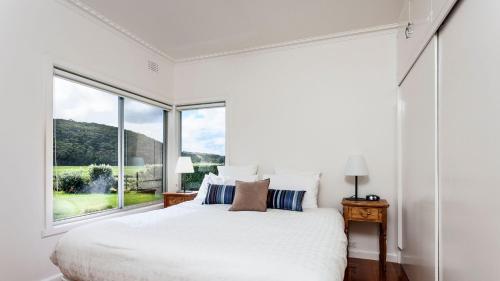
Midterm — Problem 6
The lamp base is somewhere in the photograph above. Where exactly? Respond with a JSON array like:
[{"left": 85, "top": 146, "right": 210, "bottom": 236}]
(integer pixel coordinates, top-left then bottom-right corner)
[
  {"left": 177, "top": 184, "right": 188, "bottom": 193},
  {"left": 343, "top": 196, "right": 367, "bottom": 201},
  {"left": 344, "top": 176, "right": 366, "bottom": 201}
]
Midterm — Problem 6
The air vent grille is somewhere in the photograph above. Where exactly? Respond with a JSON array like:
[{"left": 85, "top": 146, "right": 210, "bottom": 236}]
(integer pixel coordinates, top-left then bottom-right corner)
[{"left": 148, "top": 60, "right": 159, "bottom": 73}]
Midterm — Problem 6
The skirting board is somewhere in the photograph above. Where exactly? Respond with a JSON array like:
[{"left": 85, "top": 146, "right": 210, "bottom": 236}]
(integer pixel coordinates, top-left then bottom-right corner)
[{"left": 349, "top": 249, "right": 400, "bottom": 263}]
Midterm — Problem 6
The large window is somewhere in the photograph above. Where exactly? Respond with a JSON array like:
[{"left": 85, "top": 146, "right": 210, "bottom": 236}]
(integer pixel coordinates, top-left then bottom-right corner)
[
  {"left": 52, "top": 69, "right": 168, "bottom": 222},
  {"left": 179, "top": 104, "right": 226, "bottom": 190}
]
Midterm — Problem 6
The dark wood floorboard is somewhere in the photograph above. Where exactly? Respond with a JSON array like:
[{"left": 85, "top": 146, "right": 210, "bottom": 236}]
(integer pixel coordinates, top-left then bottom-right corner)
[{"left": 344, "top": 258, "right": 409, "bottom": 281}]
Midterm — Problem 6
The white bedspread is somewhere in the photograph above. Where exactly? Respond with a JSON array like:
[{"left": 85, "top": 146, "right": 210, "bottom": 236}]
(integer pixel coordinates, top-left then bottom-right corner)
[{"left": 51, "top": 202, "right": 347, "bottom": 281}]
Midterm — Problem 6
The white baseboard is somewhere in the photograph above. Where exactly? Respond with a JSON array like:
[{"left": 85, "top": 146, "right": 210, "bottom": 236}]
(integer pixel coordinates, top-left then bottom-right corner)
[
  {"left": 39, "top": 273, "right": 63, "bottom": 281},
  {"left": 349, "top": 249, "right": 399, "bottom": 263}
]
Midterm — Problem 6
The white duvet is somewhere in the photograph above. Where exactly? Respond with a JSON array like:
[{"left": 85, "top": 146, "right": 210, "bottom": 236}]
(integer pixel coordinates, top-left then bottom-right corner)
[{"left": 51, "top": 202, "right": 347, "bottom": 281}]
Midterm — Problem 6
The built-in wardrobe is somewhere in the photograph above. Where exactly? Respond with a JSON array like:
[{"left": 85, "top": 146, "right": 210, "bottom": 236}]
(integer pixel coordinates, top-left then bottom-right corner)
[{"left": 398, "top": 1, "right": 500, "bottom": 280}]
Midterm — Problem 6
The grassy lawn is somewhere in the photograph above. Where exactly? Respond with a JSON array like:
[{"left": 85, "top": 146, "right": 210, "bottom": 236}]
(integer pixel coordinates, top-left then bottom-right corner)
[
  {"left": 54, "top": 163, "right": 217, "bottom": 177},
  {"left": 54, "top": 166, "right": 147, "bottom": 177},
  {"left": 52, "top": 164, "right": 220, "bottom": 220},
  {"left": 53, "top": 191, "right": 161, "bottom": 221}
]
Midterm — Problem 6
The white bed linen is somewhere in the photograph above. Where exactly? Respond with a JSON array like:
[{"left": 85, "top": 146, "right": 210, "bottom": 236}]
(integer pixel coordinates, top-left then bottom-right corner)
[{"left": 51, "top": 202, "right": 347, "bottom": 281}]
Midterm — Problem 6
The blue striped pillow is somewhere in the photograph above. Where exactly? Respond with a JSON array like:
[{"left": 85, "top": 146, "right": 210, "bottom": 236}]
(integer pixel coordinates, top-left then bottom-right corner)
[
  {"left": 267, "top": 189, "right": 306, "bottom": 212},
  {"left": 203, "top": 184, "right": 235, "bottom": 204}
]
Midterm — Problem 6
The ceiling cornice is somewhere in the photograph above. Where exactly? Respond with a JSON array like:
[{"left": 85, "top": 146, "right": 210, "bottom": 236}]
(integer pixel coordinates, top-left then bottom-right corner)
[
  {"left": 64, "top": 0, "right": 176, "bottom": 62},
  {"left": 177, "top": 23, "right": 400, "bottom": 63},
  {"left": 63, "top": 0, "right": 400, "bottom": 63}
]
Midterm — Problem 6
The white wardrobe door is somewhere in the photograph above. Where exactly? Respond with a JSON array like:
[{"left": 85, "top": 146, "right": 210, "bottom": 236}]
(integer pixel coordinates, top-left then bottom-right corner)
[
  {"left": 439, "top": 1, "right": 500, "bottom": 280},
  {"left": 399, "top": 37, "right": 437, "bottom": 281}
]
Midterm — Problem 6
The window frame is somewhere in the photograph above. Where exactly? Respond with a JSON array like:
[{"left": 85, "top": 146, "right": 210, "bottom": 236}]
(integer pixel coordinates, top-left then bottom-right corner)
[
  {"left": 45, "top": 66, "right": 172, "bottom": 235},
  {"left": 176, "top": 102, "right": 227, "bottom": 191}
]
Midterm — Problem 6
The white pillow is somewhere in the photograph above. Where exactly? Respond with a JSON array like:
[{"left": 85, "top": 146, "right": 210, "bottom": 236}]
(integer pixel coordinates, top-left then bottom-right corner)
[
  {"left": 262, "top": 174, "right": 320, "bottom": 209},
  {"left": 217, "top": 165, "right": 258, "bottom": 177},
  {"left": 193, "top": 173, "right": 259, "bottom": 204},
  {"left": 223, "top": 174, "right": 259, "bottom": 185},
  {"left": 193, "top": 173, "right": 223, "bottom": 203}
]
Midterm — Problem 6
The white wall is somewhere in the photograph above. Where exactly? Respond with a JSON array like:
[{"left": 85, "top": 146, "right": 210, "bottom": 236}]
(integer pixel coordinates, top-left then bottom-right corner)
[
  {"left": 399, "top": 37, "right": 437, "bottom": 281},
  {"left": 0, "top": 1, "right": 174, "bottom": 280},
  {"left": 439, "top": 1, "right": 500, "bottom": 280},
  {"left": 174, "top": 30, "right": 399, "bottom": 261}
]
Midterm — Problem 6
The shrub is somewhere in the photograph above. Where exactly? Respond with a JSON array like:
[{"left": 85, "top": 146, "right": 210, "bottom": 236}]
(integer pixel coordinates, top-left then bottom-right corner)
[
  {"left": 88, "top": 164, "right": 113, "bottom": 181},
  {"left": 182, "top": 164, "right": 220, "bottom": 191},
  {"left": 58, "top": 172, "right": 88, "bottom": 193},
  {"left": 88, "top": 164, "right": 115, "bottom": 193}
]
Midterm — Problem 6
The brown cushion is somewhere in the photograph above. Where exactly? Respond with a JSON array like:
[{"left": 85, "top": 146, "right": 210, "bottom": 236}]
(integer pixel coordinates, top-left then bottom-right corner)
[{"left": 229, "top": 179, "right": 270, "bottom": 212}]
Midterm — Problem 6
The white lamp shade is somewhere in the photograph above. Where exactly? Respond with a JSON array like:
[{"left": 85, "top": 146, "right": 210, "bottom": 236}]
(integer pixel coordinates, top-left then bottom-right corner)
[
  {"left": 175, "top": 157, "right": 194, "bottom": 174},
  {"left": 344, "top": 155, "right": 368, "bottom": 176}
]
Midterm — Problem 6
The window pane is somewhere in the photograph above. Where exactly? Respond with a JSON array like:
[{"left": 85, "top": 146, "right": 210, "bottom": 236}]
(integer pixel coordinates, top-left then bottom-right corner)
[
  {"left": 181, "top": 107, "right": 225, "bottom": 190},
  {"left": 53, "top": 77, "right": 119, "bottom": 221},
  {"left": 124, "top": 99, "right": 164, "bottom": 206}
]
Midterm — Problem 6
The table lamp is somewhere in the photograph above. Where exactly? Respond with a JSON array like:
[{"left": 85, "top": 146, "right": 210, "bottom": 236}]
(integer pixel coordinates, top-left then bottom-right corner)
[
  {"left": 344, "top": 155, "right": 368, "bottom": 201},
  {"left": 175, "top": 157, "right": 194, "bottom": 193}
]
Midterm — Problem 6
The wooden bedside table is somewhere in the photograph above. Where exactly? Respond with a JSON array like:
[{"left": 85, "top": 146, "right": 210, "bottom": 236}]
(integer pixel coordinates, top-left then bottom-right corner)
[
  {"left": 342, "top": 199, "right": 389, "bottom": 273},
  {"left": 163, "top": 192, "right": 197, "bottom": 208}
]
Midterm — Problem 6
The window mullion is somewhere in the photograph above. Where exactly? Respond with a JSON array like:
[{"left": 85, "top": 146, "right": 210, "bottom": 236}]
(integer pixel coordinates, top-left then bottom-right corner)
[
  {"left": 162, "top": 110, "right": 168, "bottom": 193},
  {"left": 118, "top": 97, "right": 125, "bottom": 209}
]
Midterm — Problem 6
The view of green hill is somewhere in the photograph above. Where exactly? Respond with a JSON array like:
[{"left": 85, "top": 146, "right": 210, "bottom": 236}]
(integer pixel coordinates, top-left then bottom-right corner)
[
  {"left": 181, "top": 151, "right": 225, "bottom": 164},
  {"left": 54, "top": 119, "right": 120, "bottom": 166},
  {"left": 54, "top": 119, "right": 224, "bottom": 166}
]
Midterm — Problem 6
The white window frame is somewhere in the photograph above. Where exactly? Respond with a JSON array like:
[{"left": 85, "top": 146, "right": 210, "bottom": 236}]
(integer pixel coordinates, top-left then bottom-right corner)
[
  {"left": 176, "top": 101, "right": 228, "bottom": 191},
  {"left": 44, "top": 65, "right": 173, "bottom": 237}
]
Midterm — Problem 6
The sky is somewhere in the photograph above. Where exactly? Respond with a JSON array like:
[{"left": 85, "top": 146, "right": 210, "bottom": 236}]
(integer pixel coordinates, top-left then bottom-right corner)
[
  {"left": 181, "top": 107, "right": 225, "bottom": 156},
  {"left": 53, "top": 76, "right": 163, "bottom": 141},
  {"left": 53, "top": 76, "right": 226, "bottom": 155}
]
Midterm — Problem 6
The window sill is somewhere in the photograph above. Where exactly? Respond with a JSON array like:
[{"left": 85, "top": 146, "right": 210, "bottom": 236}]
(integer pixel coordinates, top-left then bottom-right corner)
[{"left": 42, "top": 203, "right": 163, "bottom": 238}]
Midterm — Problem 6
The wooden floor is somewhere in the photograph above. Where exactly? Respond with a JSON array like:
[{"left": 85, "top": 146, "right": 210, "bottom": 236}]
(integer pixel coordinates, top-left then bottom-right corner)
[{"left": 344, "top": 258, "right": 409, "bottom": 281}]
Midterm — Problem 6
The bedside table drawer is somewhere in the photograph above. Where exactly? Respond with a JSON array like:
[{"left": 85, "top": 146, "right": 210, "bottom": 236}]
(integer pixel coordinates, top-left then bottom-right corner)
[
  {"left": 350, "top": 207, "right": 380, "bottom": 221},
  {"left": 163, "top": 192, "right": 197, "bottom": 208},
  {"left": 167, "top": 197, "right": 188, "bottom": 206}
]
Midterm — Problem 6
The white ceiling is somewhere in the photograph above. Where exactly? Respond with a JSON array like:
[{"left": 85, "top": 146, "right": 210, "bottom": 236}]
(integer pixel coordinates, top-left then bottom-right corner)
[{"left": 77, "top": 0, "right": 403, "bottom": 60}]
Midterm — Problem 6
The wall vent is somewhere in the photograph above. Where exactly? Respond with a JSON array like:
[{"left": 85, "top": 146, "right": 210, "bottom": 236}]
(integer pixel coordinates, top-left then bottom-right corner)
[{"left": 147, "top": 60, "right": 159, "bottom": 73}]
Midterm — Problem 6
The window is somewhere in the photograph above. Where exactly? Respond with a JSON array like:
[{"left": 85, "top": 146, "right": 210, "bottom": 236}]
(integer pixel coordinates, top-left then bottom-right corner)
[
  {"left": 178, "top": 104, "right": 226, "bottom": 191},
  {"left": 123, "top": 99, "right": 165, "bottom": 207},
  {"left": 52, "top": 69, "right": 169, "bottom": 222}
]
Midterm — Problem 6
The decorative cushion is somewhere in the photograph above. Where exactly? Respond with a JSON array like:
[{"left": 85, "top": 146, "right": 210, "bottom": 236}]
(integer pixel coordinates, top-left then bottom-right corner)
[
  {"left": 229, "top": 179, "right": 270, "bottom": 212},
  {"left": 217, "top": 165, "right": 258, "bottom": 177},
  {"left": 193, "top": 173, "right": 223, "bottom": 203},
  {"left": 194, "top": 174, "right": 259, "bottom": 204},
  {"left": 262, "top": 174, "right": 320, "bottom": 209},
  {"left": 267, "top": 189, "right": 306, "bottom": 212},
  {"left": 203, "top": 184, "right": 235, "bottom": 205}
]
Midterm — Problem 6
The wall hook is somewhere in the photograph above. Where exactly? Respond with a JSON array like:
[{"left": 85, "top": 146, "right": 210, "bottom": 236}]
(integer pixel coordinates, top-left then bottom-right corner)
[{"left": 405, "top": 22, "right": 414, "bottom": 39}]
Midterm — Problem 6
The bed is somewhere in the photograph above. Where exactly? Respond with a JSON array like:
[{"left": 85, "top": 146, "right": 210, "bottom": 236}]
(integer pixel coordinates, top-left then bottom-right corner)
[{"left": 51, "top": 201, "right": 347, "bottom": 281}]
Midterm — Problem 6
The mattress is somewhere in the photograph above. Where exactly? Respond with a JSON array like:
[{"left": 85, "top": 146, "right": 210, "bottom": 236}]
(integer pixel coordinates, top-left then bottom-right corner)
[{"left": 51, "top": 202, "right": 347, "bottom": 281}]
